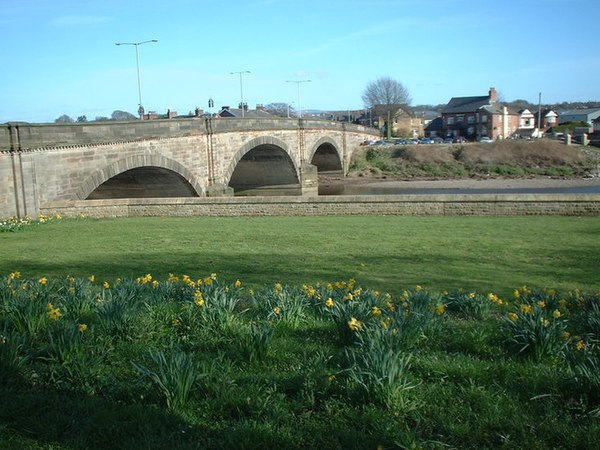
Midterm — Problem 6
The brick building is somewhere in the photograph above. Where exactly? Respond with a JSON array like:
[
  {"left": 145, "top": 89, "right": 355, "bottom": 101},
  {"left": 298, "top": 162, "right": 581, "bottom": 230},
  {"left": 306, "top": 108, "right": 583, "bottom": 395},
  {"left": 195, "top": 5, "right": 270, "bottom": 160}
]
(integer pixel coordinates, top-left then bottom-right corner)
[{"left": 441, "top": 87, "right": 519, "bottom": 140}]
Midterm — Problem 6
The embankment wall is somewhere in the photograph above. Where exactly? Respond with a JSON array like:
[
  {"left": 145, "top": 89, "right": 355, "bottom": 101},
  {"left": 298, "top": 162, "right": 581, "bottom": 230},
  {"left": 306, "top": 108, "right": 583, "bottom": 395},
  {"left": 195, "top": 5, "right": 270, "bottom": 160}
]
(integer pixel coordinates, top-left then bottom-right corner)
[{"left": 40, "top": 194, "right": 600, "bottom": 218}]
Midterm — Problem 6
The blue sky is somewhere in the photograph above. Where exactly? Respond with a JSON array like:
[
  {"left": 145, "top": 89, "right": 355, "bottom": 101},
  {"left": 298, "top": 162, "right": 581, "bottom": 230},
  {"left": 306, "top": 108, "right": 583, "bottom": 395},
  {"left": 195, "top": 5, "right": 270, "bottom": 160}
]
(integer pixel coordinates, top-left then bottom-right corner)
[{"left": 1, "top": 0, "right": 598, "bottom": 123}]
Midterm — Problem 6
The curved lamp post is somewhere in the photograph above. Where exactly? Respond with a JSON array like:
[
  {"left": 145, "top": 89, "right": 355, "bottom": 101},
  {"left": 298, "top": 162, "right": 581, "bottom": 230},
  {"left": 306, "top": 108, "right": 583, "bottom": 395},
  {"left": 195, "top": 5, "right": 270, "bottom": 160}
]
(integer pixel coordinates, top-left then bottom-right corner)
[{"left": 115, "top": 39, "right": 158, "bottom": 119}]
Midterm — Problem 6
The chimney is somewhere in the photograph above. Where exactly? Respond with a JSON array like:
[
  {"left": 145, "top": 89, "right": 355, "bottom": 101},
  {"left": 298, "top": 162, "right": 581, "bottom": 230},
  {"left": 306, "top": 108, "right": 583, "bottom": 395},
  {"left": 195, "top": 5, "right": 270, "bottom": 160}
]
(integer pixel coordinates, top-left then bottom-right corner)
[{"left": 489, "top": 87, "right": 497, "bottom": 102}]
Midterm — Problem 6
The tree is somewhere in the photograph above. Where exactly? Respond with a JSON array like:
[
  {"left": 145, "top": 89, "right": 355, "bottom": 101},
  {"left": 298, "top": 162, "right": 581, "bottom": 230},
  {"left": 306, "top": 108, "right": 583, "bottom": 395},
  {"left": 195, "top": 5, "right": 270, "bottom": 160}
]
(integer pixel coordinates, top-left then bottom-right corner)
[
  {"left": 265, "top": 103, "right": 295, "bottom": 118},
  {"left": 54, "top": 114, "right": 74, "bottom": 124},
  {"left": 362, "top": 77, "right": 411, "bottom": 139},
  {"left": 77, "top": 115, "right": 88, "bottom": 123},
  {"left": 111, "top": 110, "right": 137, "bottom": 121}
]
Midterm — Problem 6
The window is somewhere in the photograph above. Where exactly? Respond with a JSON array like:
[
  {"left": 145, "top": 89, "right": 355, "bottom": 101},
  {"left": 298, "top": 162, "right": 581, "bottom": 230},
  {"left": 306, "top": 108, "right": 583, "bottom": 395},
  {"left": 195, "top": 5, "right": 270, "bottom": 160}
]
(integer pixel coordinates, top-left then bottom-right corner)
[
  {"left": 467, "top": 115, "right": 475, "bottom": 124},
  {"left": 456, "top": 115, "right": 464, "bottom": 123},
  {"left": 481, "top": 115, "right": 487, "bottom": 123},
  {"left": 447, "top": 116, "right": 454, "bottom": 125}
]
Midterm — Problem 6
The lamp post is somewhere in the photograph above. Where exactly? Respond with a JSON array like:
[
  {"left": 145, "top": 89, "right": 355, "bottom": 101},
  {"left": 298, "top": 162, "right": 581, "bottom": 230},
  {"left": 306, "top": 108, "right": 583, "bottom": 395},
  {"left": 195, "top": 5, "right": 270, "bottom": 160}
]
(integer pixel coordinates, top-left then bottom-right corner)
[
  {"left": 286, "top": 80, "right": 311, "bottom": 118},
  {"left": 115, "top": 39, "right": 158, "bottom": 119},
  {"left": 230, "top": 70, "right": 250, "bottom": 118}
]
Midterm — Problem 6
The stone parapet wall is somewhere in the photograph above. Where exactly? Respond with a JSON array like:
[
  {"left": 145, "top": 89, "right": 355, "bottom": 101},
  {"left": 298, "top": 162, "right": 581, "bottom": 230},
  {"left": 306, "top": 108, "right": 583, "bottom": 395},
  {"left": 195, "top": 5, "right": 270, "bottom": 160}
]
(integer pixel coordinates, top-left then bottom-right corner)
[
  {"left": 2, "top": 119, "right": 377, "bottom": 151},
  {"left": 40, "top": 194, "right": 600, "bottom": 218}
]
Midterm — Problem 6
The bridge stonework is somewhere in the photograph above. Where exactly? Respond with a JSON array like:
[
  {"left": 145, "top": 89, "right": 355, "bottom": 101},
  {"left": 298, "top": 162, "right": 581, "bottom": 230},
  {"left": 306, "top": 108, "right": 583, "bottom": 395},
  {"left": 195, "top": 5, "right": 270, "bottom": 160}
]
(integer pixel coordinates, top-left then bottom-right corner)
[{"left": 0, "top": 118, "right": 378, "bottom": 218}]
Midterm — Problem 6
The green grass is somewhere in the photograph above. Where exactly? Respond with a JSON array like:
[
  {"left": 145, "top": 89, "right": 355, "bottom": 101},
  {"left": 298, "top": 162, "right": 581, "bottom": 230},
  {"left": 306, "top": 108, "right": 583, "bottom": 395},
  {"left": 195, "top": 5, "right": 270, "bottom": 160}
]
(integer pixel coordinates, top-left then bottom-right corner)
[
  {"left": 1, "top": 277, "right": 599, "bottom": 449},
  {"left": 2, "top": 216, "right": 600, "bottom": 297},
  {"left": 1, "top": 215, "right": 599, "bottom": 448}
]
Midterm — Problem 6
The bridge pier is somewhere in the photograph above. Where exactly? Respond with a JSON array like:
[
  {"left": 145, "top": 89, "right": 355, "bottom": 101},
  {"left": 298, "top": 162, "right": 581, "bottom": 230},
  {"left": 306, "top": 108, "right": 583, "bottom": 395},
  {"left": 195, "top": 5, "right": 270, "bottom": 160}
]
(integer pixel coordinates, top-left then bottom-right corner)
[
  {"left": 300, "top": 163, "right": 318, "bottom": 196},
  {"left": 205, "top": 183, "right": 234, "bottom": 197}
]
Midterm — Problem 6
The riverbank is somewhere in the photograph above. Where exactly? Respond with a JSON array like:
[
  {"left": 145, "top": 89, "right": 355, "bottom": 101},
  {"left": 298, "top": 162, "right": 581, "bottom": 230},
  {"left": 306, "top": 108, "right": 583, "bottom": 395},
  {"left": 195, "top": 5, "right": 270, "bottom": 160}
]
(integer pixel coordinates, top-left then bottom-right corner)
[{"left": 319, "top": 173, "right": 600, "bottom": 192}]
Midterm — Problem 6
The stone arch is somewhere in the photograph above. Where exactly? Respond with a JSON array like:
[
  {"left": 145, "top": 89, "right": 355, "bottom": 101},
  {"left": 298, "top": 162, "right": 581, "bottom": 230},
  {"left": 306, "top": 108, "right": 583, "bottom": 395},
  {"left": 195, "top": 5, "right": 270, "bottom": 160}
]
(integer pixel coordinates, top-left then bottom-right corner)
[
  {"left": 224, "top": 136, "right": 301, "bottom": 195},
  {"left": 308, "top": 137, "right": 343, "bottom": 172},
  {"left": 76, "top": 153, "right": 203, "bottom": 200}
]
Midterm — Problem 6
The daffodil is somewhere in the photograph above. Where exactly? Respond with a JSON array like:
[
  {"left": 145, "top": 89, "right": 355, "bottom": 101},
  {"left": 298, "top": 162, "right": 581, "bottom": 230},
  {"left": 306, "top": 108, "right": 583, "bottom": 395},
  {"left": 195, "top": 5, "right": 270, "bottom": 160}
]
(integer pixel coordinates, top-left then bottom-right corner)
[
  {"left": 78, "top": 323, "right": 88, "bottom": 333},
  {"left": 435, "top": 304, "right": 446, "bottom": 315},
  {"left": 38, "top": 276, "right": 48, "bottom": 286},
  {"left": 371, "top": 306, "right": 382, "bottom": 316},
  {"left": 520, "top": 304, "right": 533, "bottom": 314},
  {"left": 347, "top": 317, "right": 363, "bottom": 332},
  {"left": 325, "top": 298, "right": 334, "bottom": 308},
  {"left": 552, "top": 309, "right": 561, "bottom": 319},
  {"left": 508, "top": 312, "right": 519, "bottom": 322}
]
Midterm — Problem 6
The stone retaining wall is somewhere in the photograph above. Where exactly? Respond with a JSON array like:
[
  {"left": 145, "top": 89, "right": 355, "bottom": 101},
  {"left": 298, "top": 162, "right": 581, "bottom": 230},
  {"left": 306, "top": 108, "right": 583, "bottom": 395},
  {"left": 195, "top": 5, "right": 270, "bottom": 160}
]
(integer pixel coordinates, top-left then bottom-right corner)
[{"left": 40, "top": 194, "right": 600, "bottom": 218}]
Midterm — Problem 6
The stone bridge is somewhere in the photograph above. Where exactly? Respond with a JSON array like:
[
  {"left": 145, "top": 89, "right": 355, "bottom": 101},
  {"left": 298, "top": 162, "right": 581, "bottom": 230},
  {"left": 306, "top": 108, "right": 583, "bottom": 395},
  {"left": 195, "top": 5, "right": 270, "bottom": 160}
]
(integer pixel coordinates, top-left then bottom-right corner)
[{"left": 0, "top": 118, "right": 378, "bottom": 218}]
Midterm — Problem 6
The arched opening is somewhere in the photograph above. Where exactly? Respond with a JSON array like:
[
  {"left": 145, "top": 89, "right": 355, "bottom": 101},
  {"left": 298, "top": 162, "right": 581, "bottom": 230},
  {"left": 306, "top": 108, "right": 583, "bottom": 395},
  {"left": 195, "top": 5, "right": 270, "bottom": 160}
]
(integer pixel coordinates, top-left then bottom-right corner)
[
  {"left": 86, "top": 166, "right": 199, "bottom": 199},
  {"left": 228, "top": 145, "right": 301, "bottom": 196},
  {"left": 311, "top": 143, "right": 342, "bottom": 173}
]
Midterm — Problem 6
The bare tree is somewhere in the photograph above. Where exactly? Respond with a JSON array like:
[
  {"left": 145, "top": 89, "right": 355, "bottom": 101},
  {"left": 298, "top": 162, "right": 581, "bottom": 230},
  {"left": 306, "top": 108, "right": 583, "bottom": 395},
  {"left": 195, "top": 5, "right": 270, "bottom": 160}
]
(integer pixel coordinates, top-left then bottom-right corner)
[
  {"left": 264, "top": 102, "right": 295, "bottom": 118},
  {"left": 362, "top": 77, "right": 411, "bottom": 139},
  {"left": 54, "top": 114, "right": 74, "bottom": 124},
  {"left": 111, "top": 110, "right": 137, "bottom": 121}
]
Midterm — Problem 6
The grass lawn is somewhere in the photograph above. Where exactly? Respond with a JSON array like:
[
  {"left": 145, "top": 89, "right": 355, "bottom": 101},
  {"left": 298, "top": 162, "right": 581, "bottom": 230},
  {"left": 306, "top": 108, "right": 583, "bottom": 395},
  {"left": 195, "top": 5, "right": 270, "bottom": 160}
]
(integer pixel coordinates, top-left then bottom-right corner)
[
  {"left": 1, "top": 215, "right": 600, "bottom": 449},
  {"left": 1, "top": 215, "right": 599, "bottom": 296}
]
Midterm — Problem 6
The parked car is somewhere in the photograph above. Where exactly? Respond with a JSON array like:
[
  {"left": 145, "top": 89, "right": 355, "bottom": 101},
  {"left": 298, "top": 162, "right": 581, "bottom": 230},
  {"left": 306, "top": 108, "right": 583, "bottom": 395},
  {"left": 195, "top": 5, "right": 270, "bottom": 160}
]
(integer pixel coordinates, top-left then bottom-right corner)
[
  {"left": 443, "top": 137, "right": 454, "bottom": 144},
  {"left": 409, "top": 139, "right": 419, "bottom": 145},
  {"left": 393, "top": 139, "right": 408, "bottom": 145},
  {"left": 419, "top": 138, "right": 433, "bottom": 144},
  {"left": 432, "top": 137, "right": 444, "bottom": 144},
  {"left": 479, "top": 136, "right": 493, "bottom": 143},
  {"left": 372, "top": 140, "right": 388, "bottom": 146}
]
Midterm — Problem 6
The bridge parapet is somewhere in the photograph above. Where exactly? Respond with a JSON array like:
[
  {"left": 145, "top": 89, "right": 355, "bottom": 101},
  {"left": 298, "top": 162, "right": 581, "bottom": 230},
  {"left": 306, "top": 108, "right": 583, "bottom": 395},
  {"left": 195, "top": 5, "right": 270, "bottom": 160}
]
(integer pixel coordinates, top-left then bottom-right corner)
[{"left": 2, "top": 118, "right": 378, "bottom": 152}]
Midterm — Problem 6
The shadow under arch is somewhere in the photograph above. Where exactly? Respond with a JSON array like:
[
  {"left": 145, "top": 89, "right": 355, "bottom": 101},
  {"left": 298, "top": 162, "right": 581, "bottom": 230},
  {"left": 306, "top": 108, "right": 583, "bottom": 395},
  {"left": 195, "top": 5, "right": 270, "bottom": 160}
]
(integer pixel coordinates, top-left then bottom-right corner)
[
  {"left": 308, "top": 137, "right": 343, "bottom": 172},
  {"left": 76, "top": 154, "right": 203, "bottom": 200},
  {"left": 225, "top": 136, "right": 301, "bottom": 195}
]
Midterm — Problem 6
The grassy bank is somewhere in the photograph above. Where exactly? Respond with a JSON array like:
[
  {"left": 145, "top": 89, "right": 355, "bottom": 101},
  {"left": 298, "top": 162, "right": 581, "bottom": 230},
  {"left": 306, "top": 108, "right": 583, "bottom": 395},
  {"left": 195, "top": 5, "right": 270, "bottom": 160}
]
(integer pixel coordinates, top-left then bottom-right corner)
[
  {"left": 1, "top": 215, "right": 600, "bottom": 296},
  {"left": 350, "top": 140, "right": 595, "bottom": 178}
]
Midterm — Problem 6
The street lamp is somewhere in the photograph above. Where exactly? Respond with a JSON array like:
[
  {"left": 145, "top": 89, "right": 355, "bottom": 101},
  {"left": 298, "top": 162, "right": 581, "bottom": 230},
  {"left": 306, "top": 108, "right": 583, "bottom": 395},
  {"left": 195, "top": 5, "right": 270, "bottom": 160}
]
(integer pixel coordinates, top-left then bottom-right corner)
[
  {"left": 115, "top": 39, "right": 158, "bottom": 119},
  {"left": 286, "top": 80, "right": 311, "bottom": 118},
  {"left": 230, "top": 70, "right": 250, "bottom": 118}
]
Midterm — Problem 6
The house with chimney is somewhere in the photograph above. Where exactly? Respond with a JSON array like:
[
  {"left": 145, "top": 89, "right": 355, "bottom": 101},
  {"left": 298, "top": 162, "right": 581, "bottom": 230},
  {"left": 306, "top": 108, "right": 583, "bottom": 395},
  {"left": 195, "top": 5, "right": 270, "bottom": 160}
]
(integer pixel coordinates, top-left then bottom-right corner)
[
  {"left": 441, "top": 87, "right": 519, "bottom": 140},
  {"left": 217, "top": 104, "right": 272, "bottom": 118}
]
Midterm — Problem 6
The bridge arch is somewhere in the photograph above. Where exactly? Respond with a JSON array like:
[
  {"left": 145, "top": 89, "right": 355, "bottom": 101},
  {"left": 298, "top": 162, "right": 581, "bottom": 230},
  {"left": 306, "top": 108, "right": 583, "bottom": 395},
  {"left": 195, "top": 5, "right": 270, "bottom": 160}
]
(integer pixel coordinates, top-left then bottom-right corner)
[
  {"left": 77, "top": 153, "right": 203, "bottom": 200},
  {"left": 225, "top": 136, "right": 301, "bottom": 195},
  {"left": 308, "top": 137, "right": 343, "bottom": 173}
]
